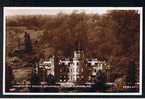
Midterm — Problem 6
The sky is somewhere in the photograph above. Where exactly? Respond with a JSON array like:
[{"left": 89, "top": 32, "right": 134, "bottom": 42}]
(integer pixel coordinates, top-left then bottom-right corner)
[
  {"left": 4, "top": 7, "right": 141, "bottom": 16},
  {"left": 4, "top": 7, "right": 107, "bottom": 16}
]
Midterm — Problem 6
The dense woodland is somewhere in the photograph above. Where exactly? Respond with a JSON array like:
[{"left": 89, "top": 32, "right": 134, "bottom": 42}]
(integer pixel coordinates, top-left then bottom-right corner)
[{"left": 6, "top": 10, "right": 140, "bottom": 81}]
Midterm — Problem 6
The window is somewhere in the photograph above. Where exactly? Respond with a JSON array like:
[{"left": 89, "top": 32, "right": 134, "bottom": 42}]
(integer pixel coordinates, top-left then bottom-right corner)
[
  {"left": 67, "top": 68, "right": 69, "bottom": 72},
  {"left": 71, "top": 68, "right": 74, "bottom": 72},
  {"left": 88, "top": 63, "right": 91, "bottom": 66},
  {"left": 98, "top": 64, "right": 100, "bottom": 66},
  {"left": 62, "top": 63, "right": 65, "bottom": 65},
  {"left": 70, "top": 69, "right": 73, "bottom": 72},
  {"left": 60, "top": 69, "right": 62, "bottom": 72},
  {"left": 81, "top": 75, "right": 84, "bottom": 79},
  {"left": 81, "top": 68, "right": 83, "bottom": 72},
  {"left": 77, "top": 75, "right": 79, "bottom": 78},
  {"left": 59, "top": 76, "right": 62, "bottom": 78},
  {"left": 71, "top": 76, "right": 73, "bottom": 81},
  {"left": 94, "top": 69, "right": 96, "bottom": 72},
  {"left": 88, "top": 76, "right": 91, "bottom": 80},
  {"left": 77, "top": 68, "right": 79, "bottom": 72},
  {"left": 95, "top": 63, "right": 98, "bottom": 65}
]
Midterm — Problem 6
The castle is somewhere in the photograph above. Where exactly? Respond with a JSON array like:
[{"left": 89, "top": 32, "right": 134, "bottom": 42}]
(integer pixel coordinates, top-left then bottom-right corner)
[{"left": 34, "top": 50, "right": 110, "bottom": 85}]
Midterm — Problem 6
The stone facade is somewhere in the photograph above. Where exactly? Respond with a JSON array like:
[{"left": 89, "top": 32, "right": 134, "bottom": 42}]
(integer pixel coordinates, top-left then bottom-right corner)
[{"left": 35, "top": 50, "right": 109, "bottom": 84}]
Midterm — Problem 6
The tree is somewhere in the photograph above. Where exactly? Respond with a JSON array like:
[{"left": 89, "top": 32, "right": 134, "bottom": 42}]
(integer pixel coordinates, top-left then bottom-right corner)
[
  {"left": 30, "top": 67, "right": 40, "bottom": 92},
  {"left": 24, "top": 32, "right": 33, "bottom": 53},
  {"left": 47, "top": 74, "right": 56, "bottom": 85},
  {"left": 6, "top": 63, "right": 14, "bottom": 92},
  {"left": 127, "top": 60, "right": 136, "bottom": 92},
  {"left": 90, "top": 70, "right": 107, "bottom": 92}
]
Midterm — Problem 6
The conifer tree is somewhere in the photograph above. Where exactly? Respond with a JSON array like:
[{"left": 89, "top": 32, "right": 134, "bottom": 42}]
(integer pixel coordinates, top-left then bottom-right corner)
[{"left": 24, "top": 32, "right": 33, "bottom": 53}]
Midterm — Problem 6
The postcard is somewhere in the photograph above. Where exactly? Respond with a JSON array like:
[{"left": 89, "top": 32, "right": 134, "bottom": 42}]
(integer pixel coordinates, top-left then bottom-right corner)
[{"left": 3, "top": 7, "right": 142, "bottom": 96}]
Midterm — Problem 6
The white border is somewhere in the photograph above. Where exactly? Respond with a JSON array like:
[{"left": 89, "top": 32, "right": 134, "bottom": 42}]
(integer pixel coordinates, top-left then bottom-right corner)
[{"left": 3, "top": 7, "right": 143, "bottom": 95}]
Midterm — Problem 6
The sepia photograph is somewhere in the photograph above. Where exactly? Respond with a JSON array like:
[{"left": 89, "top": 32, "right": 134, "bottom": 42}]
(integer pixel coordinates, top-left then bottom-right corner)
[{"left": 3, "top": 7, "right": 142, "bottom": 95}]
